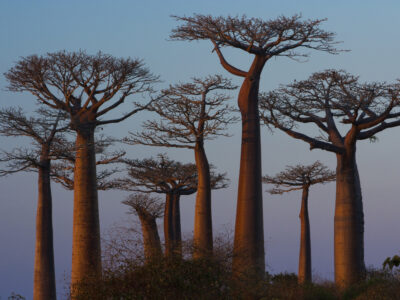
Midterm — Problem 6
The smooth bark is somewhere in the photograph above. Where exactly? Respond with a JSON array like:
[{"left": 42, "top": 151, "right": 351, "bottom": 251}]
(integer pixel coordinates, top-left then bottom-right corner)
[
  {"left": 137, "top": 214, "right": 162, "bottom": 263},
  {"left": 193, "top": 142, "right": 212, "bottom": 258},
  {"left": 172, "top": 193, "right": 182, "bottom": 258},
  {"left": 334, "top": 148, "right": 365, "bottom": 287},
  {"left": 71, "top": 127, "right": 101, "bottom": 289},
  {"left": 233, "top": 55, "right": 266, "bottom": 278},
  {"left": 33, "top": 158, "right": 56, "bottom": 300},
  {"left": 298, "top": 186, "right": 311, "bottom": 284},
  {"left": 164, "top": 193, "right": 174, "bottom": 258}
]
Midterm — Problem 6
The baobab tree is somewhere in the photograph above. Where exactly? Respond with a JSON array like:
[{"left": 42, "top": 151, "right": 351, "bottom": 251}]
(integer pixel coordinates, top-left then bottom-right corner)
[
  {"left": 263, "top": 161, "right": 335, "bottom": 284},
  {"left": 128, "top": 74, "right": 237, "bottom": 257},
  {"left": 171, "top": 14, "right": 339, "bottom": 277},
  {"left": 259, "top": 70, "right": 400, "bottom": 287},
  {"left": 0, "top": 107, "right": 68, "bottom": 300},
  {"left": 5, "top": 50, "right": 157, "bottom": 289},
  {"left": 50, "top": 136, "right": 125, "bottom": 191},
  {"left": 122, "top": 194, "right": 164, "bottom": 262},
  {"left": 116, "top": 154, "right": 228, "bottom": 258}
]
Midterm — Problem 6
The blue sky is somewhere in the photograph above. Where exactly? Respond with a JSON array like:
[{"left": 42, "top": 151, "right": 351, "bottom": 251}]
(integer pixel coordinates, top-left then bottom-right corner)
[{"left": 1, "top": 0, "right": 400, "bottom": 298}]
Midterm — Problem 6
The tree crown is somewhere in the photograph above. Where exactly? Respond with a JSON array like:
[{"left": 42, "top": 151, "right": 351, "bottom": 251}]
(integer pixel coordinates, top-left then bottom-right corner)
[
  {"left": 0, "top": 107, "right": 70, "bottom": 175},
  {"left": 5, "top": 50, "right": 158, "bottom": 129},
  {"left": 116, "top": 154, "right": 228, "bottom": 195},
  {"left": 122, "top": 194, "right": 164, "bottom": 220},
  {"left": 171, "top": 14, "right": 339, "bottom": 62},
  {"left": 263, "top": 161, "right": 335, "bottom": 194},
  {"left": 126, "top": 74, "right": 238, "bottom": 149},
  {"left": 260, "top": 69, "right": 400, "bottom": 153}
]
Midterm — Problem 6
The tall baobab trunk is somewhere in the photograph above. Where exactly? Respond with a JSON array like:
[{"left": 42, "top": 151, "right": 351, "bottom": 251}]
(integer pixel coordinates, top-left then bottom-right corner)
[
  {"left": 172, "top": 193, "right": 182, "bottom": 258},
  {"left": 334, "top": 147, "right": 365, "bottom": 287},
  {"left": 298, "top": 186, "right": 311, "bottom": 284},
  {"left": 34, "top": 158, "right": 56, "bottom": 300},
  {"left": 193, "top": 141, "right": 212, "bottom": 258},
  {"left": 164, "top": 193, "right": 174, "bottom": 258},
  {"left": 137, "top": 213, "right": 162, "bottom": 262},
  {"left": 233, "top": 56, "right": 266, "bottom": 278},
  {"left": 71, "top": 127, "right": 101, "bottom": 290}
]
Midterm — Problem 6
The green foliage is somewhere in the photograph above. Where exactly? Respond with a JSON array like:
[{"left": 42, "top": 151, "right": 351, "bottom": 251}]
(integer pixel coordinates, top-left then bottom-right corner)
[
  {"left": 383, "top": 254, "right": 400, "bottom": 270},
  {"left": 7, "top": 293, "right": 25, "bottom": 300}
]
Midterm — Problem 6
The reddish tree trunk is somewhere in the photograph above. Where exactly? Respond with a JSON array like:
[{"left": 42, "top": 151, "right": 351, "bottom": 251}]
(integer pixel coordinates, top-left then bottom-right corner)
[
  {"left": 172, "top": 193, "right": 182, "bottom": 258},
  {"left": 164, "top": 193, "right": 174, "bottom": 258},
  {"left": 233, "top": 55, "right": 266, "bottom": 278},
  {"left": 298, "top": 186, "right": 311, "bottom": 284},
  {"left": 334, "top": 147, "right": 365, "bottom": 287},
  {"left": 71, "top": 127, "right": 101, "bottom": 291},
  {"left": 33, "top": 159, "right": 56, "bottom": 300},
  {"left": 193, "top": 141, "right": 212, "bottom": 258},
  {"left": 137, "top": 214, "right": 162, "bottom": 263}
]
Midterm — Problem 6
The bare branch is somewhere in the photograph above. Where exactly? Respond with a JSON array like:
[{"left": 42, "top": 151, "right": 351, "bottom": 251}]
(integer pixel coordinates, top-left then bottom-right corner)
[{"left": 263, "top": 161, "right": 335, "bottom": 194}]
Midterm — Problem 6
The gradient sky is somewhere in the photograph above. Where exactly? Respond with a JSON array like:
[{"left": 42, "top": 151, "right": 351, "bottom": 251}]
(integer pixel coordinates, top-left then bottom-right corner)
[{"left": 1, "top": 0, "right": 400, "bottom": 298}]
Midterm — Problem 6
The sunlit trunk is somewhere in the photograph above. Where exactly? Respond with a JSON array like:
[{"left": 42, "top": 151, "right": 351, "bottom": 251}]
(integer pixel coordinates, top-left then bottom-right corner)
[
  {"left": 137, "top": 214, "right": 162, "bottom": 262},
  {"left": 298, "top": 186, "right": 311, "bottom": 284},
  {"left": 164, "top": 193, "right": 174, "bottom": 258},
  {"left": 193, "top": 142, "right": 212, "bottom": 258},
  {"left": 33, "top": 158, "right": 56, "bottom": 300},
  {"left": 233, "top": 55, "right": 266, "bottom": 279},
  {"left": 172, "top": 193, "right": 182, "bottom": 258},
  {"left": 334, "top": 147, "right": 365, "bottom": 288},
  {"left": 71, "top": 127, "right": 101, "bottom": 292}
]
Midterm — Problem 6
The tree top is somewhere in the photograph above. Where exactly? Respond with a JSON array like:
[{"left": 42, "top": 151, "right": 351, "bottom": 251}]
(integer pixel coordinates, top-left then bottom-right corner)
[
  {"left": 263, "top": 161, "right": 335, "bottom": 194},
  {"left": 171, "top": 14, "right": 339, "bottom": 58},
  {"left": 260, "top": 69, "right": 400, "bottom": 153},
  {"left": 5, "top": 50, "right": 158, "bottom": 128}
]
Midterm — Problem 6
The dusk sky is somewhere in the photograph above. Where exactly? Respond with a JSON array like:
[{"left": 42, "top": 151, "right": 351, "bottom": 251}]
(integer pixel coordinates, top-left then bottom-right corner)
[{"left": 1, "top": 0, "right": 400, "bottom": 298}]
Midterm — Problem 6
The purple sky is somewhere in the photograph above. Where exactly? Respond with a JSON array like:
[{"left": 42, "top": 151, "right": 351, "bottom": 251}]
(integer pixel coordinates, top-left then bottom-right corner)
[{"left": 1, "top": 0, "right": 400, "bottom": 298}]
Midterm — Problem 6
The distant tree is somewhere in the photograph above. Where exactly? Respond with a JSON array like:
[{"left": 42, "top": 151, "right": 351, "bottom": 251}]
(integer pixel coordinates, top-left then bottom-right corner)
[
  {"left": 5, "top": 50, "right": 158, "bottom": 289},
  {"left": 0, "top": 107, "right": 68, "bottom": 300},
  {"left": 259, "top": 70, "right": 400, "bottom": 287},
  {"left": 116, "top": 154, "right": 228, "bottom": 258},
  {"left": 122, "top": 194, "right": 164, "bottom": 263},
  {"left": 128, "top": 74, "right": 237, "bottom": 258},
  {"left": 263, "top": 161, "right": 335, "bottom": 284},
  {"left": 171, "top": 14, "right": 339, "bottom": 278}
]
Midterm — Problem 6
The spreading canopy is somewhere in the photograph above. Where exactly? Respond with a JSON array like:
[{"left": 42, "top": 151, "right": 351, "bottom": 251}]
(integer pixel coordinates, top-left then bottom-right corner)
[
  {"left": 116, "top": 154, "right": 228, "bottom": 195},
  {"left": 127, "top": 74, "right": 237, "bottom": 148},
  {"left": 122, "top": 194, "right": 164, "bottom": 220},
  {"left": 4, "top": 50, "right": 158, "bottom": 128},
  {"left": 0, "top": 107, "right": 69, "bottom": 175},
  {"left": 263, "top": 161, "right": 335, "bottom": 194},
  {"left": 171, "top": 14, "right": 339, "bottom": 77},
  {"left": 260, "top": 69, "right": 400, "bottom": 152}
]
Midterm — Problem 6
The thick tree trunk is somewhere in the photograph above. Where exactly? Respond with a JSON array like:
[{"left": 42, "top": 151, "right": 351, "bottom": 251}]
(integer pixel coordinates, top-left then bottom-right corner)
[
  {"left": 164, "top": 193, "right": 174, "bottom": 258},
  {"left": 193, "top": 142, "right": 212, "bottom": 258},
  {"left": 71, "top": 127, "right": 101, "bottom": 291},
  {"left": 172, "top": 193, "right": 182, "bottom": 258},
  {"left": 34, "top": 160, "right": 56, "bottom": 300},
  {"left": 298, "top": 186, "right": 311, "bottom": 284},
  {"left": 334, "top": 148, "right": 365, "bottom": 287},
  {"left": 233, "top": 55, "right": 266, "bottom": 278},
  {"left": 137, "top": 214, "right": 162, "bottom": 263}
]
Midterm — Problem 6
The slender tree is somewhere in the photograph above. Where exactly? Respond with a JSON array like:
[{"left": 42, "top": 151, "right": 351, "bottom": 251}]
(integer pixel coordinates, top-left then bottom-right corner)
[
  {"left": 116, "top": 154, "right": 228, "bottom": 258},
  {"left": 5, "top": 51, "right": 157, "bottom": 290},
  {"left": 171, "top": 14, "right": 339, "bottom": 277},
  {"left": 259, "top": 70, "right": 400, "bottom": 287},
  {"left": 0, "top": 107, "right": 68, "bottom": 300},
  {"left": 122, "top": 194, "right": 164, "bottom": 262},
  {"left": 128, "top": 74, "right": 237, "bottom": 258},
  {"left": 263, "top": 161, "right": 335, "bottom": 284}
]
